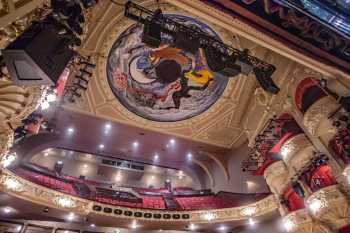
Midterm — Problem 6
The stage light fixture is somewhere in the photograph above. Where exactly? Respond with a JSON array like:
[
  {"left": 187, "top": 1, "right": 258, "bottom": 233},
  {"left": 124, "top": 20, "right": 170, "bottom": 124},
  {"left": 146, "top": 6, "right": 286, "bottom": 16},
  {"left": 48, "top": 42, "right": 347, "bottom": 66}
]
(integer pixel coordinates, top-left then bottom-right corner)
[
  {"left": 174, "top": 30, "right": 200, "bottom": 54},
  {"left": 253, "top": 67, "right": 280, "bottom": 94},
  {"left": 124, "top": 1, "right": 280, "bottom": 94}
]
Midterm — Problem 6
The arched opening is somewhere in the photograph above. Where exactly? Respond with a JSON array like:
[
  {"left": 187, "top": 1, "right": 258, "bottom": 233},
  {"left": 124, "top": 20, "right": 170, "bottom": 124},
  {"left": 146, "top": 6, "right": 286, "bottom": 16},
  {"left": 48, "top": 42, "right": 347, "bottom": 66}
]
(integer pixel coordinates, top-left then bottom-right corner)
[{"left": 295, "top": 77, "right": 327, "bottom": 114}]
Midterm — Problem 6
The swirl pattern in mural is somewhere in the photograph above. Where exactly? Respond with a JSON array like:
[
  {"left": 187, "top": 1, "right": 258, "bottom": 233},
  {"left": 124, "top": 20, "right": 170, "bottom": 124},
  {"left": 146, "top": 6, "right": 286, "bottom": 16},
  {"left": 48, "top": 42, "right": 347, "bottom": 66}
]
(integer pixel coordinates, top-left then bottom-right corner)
[{"left": 107, "top": 14, "right": 228, "bottom": 122}]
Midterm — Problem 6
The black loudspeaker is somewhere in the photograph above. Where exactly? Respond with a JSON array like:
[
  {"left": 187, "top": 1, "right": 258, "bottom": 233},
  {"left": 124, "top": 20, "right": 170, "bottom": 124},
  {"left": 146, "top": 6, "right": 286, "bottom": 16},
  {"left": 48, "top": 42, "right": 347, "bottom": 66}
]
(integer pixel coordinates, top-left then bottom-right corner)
[
  {"left": 253, "top": 67, "right": 280, "bottom": 94},
  {"left": 205, "top": 46, "right": 225, "bottom": 72},
  {"left": 2, "top": 22, "right": 74, "bottom": 86},
  {"left": 174, "top": 31, "right": 200, "bottom": 54},
  {"left": 142, "top": 21, "right": 162, "bottom": 47}
]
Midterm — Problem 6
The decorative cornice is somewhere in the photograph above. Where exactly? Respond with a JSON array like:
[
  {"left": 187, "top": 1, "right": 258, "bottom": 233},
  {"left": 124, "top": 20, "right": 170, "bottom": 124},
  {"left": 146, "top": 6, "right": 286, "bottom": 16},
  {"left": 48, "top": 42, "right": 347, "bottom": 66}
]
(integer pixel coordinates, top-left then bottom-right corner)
[{"left": 0, "top": 169, "right": 278, "bottom": 223}]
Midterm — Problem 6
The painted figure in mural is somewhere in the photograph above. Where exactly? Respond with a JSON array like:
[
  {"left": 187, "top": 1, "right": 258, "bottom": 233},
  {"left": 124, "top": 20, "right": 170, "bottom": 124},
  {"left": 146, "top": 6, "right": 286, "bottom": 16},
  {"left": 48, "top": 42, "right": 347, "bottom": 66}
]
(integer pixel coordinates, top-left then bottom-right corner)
[
  {"left": 135, "top": 45, "right": 214, "bottom": 109},
  {"left": 107, "top": 14, "right": 228, "bottom": 122}
]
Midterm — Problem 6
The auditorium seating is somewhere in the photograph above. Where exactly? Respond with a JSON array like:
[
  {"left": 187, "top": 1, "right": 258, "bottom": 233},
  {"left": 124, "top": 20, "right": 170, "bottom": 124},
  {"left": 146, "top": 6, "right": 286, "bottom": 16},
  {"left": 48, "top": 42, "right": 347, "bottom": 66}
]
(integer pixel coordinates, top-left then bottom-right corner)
[
  {"left": 14, "top": 167, "right": 76, "bottom": 195},
  {"left": 12, "top": 163, "right": 269, "bottom": 211},
  {"left": 96, "top": 195, "right": 166, "bottom": 209}
]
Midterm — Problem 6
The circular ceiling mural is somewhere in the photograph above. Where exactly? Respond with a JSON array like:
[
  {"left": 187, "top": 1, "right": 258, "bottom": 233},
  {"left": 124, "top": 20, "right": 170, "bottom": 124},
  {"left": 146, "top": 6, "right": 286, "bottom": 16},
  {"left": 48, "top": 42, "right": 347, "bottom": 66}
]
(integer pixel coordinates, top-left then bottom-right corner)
[{"left": 107, "top": 14, "right": 229, "bottom": 122}]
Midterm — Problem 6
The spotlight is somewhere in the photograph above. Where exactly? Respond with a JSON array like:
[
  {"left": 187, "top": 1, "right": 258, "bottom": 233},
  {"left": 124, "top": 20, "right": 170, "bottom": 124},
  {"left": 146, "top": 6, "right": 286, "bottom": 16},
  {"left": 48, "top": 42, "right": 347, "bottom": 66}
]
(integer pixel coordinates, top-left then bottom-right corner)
[
  {"left": 174, "top": 29, "right": 200, "bottom": 54},
  {"left": 204, "top": 47, "right": 241, "bottom": 77},
  {"left": 253, "top": 67, "right": 280, "bottom": 94}
]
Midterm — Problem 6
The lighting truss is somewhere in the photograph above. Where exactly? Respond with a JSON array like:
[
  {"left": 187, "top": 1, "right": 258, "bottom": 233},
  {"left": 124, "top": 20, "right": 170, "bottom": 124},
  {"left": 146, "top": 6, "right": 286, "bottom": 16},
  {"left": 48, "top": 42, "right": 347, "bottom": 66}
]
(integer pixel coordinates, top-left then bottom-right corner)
[{"left": 124, "top": 1, "right": 279, "bottom": 94}]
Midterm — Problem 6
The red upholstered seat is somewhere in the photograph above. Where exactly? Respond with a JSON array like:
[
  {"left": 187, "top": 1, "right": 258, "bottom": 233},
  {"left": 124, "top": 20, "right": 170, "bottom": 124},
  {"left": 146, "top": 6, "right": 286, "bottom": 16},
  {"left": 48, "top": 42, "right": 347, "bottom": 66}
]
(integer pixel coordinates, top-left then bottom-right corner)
[
  {"left": 95, "top": 195, "right": 166, "bottom": 209},
  {"left": 283, "top": 187, "right": 305, "bottom": 212},
  {"left": 14, "top": 167, "right": 76, "bottom": 195},
  {"left": 174, "top": 195, "right": 239, "bottom": 210}
]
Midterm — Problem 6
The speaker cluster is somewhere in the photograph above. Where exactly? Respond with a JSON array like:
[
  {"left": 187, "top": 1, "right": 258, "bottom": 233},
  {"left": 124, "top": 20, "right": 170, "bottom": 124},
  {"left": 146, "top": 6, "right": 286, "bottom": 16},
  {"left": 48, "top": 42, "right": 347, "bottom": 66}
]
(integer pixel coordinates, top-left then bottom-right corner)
[{"left": 92, "top": 205, "right": 191, "bottom": 220}]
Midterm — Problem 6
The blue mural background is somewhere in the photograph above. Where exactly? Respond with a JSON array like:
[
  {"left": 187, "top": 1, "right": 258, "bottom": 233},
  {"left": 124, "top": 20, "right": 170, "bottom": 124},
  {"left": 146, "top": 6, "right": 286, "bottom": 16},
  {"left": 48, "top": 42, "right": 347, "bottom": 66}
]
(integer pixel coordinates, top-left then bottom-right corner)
[{"left": 107, "top": 14, "right": 228, "bottom": 122}]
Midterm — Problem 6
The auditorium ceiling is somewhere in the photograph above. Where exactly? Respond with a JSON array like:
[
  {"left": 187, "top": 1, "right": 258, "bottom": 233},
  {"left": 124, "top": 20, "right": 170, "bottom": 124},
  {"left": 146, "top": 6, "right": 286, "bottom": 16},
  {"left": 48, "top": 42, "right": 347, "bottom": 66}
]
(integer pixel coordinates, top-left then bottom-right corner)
[{"left": 63, "top": 0, "right": 299, "bottom": 149}]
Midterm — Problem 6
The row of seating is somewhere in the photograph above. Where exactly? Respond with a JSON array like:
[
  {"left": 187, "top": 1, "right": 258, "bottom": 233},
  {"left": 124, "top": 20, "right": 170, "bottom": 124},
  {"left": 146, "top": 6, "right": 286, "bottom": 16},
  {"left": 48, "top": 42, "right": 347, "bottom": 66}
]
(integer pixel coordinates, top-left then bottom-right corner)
[
  {"left": 12, "top": 164, "right": 268, "bottom": 210},
  {"left": 14, "top": 167, "right": 76, "bottom": 195}
]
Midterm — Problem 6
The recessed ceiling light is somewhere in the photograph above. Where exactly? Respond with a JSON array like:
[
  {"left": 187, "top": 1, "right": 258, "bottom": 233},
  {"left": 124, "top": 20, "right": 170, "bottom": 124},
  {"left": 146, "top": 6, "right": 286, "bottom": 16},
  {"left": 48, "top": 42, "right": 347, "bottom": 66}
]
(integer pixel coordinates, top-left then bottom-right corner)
[
  {"left": 105, "top": 123, "right": 111, "bottom": 129},
  {"left": 99, "top": 144, "right": 105, "bottom": 149},
  {"left": 67, "top": 128, "right": 74, "bottom": 133},
  {"left": 170, "top": 139, "right": 175, "bottom": 145},
  {"left": 154, "top": 154, "right": 159, "bottom": 161},
  {"left": 2, "top": 207, "right": 12, "bottom": 213},
  {"left": 187, "top": 153, "right": 192, "bottom": 160},
  {"left": 131, "top": 220, "right": 138, "bottom": 229},
  {"left": 44, "top": 152, "right": 49, "bottom": 157},
  {"left": 57, "top": 160, "right": 63, "bottom": 164},
  {"left": 83, "top": 164, "right": 88, "bottom": 168},
  {"left": 248, "top": 218, "right": 256, "bottom": 226},
  {"left": 133, "top": 141, "right": 139, "bottom": 148},
  {"left": 67, "top": 212, "right": 75, "bottom": 221},
  {"left": 90, "top": 223, "right": 95, "bottom": 227}
]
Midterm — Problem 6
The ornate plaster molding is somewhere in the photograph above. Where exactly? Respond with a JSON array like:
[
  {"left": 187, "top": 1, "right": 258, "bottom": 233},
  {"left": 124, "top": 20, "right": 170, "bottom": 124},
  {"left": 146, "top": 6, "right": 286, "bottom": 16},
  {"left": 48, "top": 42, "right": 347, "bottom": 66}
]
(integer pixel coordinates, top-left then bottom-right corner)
[
  {"left": 306, "top": 185, "right": 350, "bottom": 229},
  {"left": 283, "top": 209, "right": 333, "bottom": 233},
  {"left": 264, "top": 161, "right": 290, "bottom": 196},
  {"left": 280, "top": 134, "right": 314, "bottom": 172},
  {"left": 0, "top": 169, "right": 91, "bottom": 214},
  {"left": 0, "top": 169, "right": 278, "bottom": 223},
  {"left": 0, "top": 81, "right": 43, "bottom": 129},
  {"left": 303, "top": 96, "right": 339, "bottom": 137}
]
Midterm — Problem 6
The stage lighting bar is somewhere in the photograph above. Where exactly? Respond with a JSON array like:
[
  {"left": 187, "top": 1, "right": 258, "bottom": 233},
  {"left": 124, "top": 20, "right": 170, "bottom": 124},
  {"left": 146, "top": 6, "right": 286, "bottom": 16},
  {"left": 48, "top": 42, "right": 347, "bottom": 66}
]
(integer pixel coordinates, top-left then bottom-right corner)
[{"left": 124, "top": 1, "right": 277, "bottom": 79}]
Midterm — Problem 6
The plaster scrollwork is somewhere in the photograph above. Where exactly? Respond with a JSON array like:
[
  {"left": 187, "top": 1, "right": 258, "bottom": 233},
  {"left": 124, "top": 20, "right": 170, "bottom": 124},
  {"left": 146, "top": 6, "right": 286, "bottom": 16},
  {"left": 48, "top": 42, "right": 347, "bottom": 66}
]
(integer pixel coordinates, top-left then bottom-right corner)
[
  {"left": 0, "top": 130, "right": 13, "bottom": 157},
  {"left": 263, "top": 161, "right": 290, "bottom": 195},
  {"left": 283, "top": 209, "right": 333, "bottom": 233},
  {"left": 280, "top": 134, "right": 314, "bottom": 171},
  {"left": 303, "top": 96, "right": 339, "bottom": 136},
  {"left": 0, "top": 81, "right": 43, "bottom": 127},
  {"left": 306, "top": 185, "right": 350, "bottom": 229}
]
